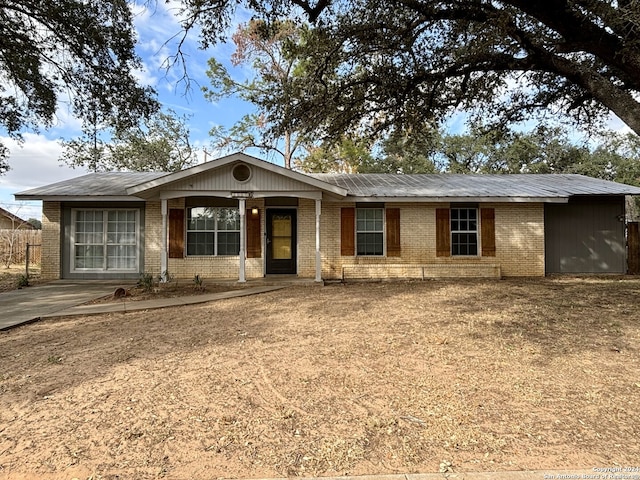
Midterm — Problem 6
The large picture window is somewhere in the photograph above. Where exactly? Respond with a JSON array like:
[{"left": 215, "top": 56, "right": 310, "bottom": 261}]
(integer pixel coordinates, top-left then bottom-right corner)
[
  {"left": 356, "top": 208, "right": 384, "bottom": 255},
  {"left": 451, "top": 207, "right": 478, "bottom": 256},
  {"left": 73, "top": 209, "right": 138, "bottom": 271},
  {"left": 187, "top": 207, "right": 240, "bottom": 256}
]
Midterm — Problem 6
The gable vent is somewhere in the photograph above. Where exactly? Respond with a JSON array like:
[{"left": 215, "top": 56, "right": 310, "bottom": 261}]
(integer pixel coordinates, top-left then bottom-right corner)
[{"left": 232, "top": 163, "right": 252, "bottom": 182}]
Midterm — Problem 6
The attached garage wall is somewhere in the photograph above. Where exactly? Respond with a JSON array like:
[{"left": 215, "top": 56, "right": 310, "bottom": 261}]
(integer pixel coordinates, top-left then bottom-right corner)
[{"left": 545, "top": 196, "right": 626, "bottom": 274}]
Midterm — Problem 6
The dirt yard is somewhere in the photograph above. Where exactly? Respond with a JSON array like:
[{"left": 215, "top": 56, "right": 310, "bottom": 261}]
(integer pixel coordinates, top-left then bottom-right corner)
[{"left": 1, "top": 277, "right": 639, "bottom": 480}]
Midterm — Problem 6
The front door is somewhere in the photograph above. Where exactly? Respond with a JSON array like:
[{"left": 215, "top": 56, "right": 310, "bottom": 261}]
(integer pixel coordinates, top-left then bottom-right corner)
[{"left": 266, "top": 209, "right": 297, "bottom": 274}]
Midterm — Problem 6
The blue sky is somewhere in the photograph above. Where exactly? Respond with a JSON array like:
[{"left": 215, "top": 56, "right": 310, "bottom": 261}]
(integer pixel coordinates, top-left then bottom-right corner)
[{"left": 0, "top": 1, "right": 258, "bottom": 221}]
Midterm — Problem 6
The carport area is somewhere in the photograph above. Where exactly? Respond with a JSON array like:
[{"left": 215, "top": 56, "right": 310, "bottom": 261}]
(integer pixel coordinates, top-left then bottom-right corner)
[{"left": 0, "top": 281, "right": 126, "bottom": 330}]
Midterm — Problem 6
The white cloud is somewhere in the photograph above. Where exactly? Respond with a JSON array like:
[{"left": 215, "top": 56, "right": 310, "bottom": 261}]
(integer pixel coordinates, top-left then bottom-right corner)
[
  {"left": 0, "top": 134, "right": 80, "bottom": 192},
  {"left": 0, "top": 134, "right": 83, "bottom": 220}
]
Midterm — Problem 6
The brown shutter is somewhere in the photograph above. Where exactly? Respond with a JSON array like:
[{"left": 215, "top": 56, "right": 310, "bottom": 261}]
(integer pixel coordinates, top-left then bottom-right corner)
[
  {"left": 341, "top": 207, "right": 355, "bottom": 256},
  {"left": 481, "top": 208, "right": 496, "bottom": 257},
  {"left": 386, "top": 208, "right": 401, "bottom": 257},
  {"left": 246, "top": 209, "right": 261, "bottom": 258},
  {"left": 436, "top": 208, "right": 451, "bottom": 257},
  {"left": 168, "top": 209, "right": 185, "bottom": 258}
]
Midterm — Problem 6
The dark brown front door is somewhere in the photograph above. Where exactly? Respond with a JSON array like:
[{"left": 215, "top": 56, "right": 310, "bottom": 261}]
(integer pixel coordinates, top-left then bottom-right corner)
[{"left": 266, "top": 209, "right": 297, "bottom": 274}]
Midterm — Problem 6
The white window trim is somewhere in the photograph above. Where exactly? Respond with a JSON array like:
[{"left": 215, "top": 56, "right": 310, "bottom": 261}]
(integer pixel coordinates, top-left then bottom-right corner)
[
  {"left": 186, "top": 206, "right": 241, "bottom": 257},
  {"left": 450, "top": 206, "right": 480, "bottom": 257},
  {"left": 70, "top": 208, "right": 140, "bottom": 273},
  {"left": 355, "top": 207, "right": 386, "bottom": 257}
]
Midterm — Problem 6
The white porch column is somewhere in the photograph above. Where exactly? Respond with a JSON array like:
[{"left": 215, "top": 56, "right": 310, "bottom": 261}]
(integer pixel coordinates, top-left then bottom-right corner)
[
  {"left": 315, "top": 198, "right": 322, "bottom": 282},
  {"left": 239, "top": 198, "right": 246, "bottom": 283},
  {"left": 160, "top": 199, "right": 168, "bottom": 282}
]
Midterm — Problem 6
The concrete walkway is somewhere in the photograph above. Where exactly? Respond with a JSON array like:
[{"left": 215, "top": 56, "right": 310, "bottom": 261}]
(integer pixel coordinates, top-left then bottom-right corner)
[
  {"left": 0, "top": 281, "right": 129, "bottom": 330},
  {"left": 44, "top": 285, "right": 284, "bottom": 317},
  {"left": 0, "top": 281, "right": 284, "bottom": 330}
]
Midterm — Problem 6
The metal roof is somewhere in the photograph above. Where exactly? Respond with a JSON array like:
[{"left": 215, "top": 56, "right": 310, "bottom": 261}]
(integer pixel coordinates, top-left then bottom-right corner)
[
  {"left": 15, "top": 172, "right": 167, "bottom": 199},
  {"left": 309, "top": 173, "right": 640, "bottom": 199},
  {"left": 15, "top": 170, "right": 640, "bottom": 201}
]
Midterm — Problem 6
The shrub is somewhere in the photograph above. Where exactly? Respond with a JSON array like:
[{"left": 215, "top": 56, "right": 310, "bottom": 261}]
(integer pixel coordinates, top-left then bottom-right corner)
[
  {"left": 137, "top": 272, "right": 154, "bottom": 292},
  {"left": 16, "top": 274, "right": 29, "bottom": 288}
]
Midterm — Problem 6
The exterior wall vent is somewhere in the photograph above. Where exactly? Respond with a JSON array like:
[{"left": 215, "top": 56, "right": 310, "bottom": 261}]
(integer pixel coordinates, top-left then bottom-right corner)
[{"left": 232, "top": 163, "right": 252, "bottom": 183}]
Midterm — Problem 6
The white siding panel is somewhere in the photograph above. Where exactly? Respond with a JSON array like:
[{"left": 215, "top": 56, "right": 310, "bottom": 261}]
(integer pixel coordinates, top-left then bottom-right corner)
[{"left": 169, "top": 162, "right": 318, "bottom": 192}]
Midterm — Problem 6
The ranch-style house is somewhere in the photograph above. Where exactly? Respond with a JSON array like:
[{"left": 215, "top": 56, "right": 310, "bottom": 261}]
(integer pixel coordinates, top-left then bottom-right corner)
[{"left": 15, "top": 153, "right": 640, "bottom": 282}]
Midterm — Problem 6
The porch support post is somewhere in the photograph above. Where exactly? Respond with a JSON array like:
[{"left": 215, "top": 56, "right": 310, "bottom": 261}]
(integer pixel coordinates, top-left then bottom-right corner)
[
  {"left": 239, "top": 198, "right": 246, "bottom": 283},
  {"left": 160, "top": 199, "right": 168, "bottom": 282},
  {"left": 315, "top": 198, "right": 322, "bottom": 282}
]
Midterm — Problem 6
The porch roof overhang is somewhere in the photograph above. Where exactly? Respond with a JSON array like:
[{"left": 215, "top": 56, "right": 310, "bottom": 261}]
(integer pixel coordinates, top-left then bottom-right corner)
[{"left": 125, "top": 153, "right": 349, "bottom": 199}]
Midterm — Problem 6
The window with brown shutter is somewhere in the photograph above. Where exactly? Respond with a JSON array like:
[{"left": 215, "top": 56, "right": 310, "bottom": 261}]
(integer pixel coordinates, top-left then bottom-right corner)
[
  {"left": 340, "top": 207, "right": 355, "bottom": 256},
  {"left": 246, "top": 209, "right": 261, "bottom": 258},
  {"left": 481, "top": 208, "right": 496, "bottom": 256},
  {"left": 356, "top": 207, "right": 384, "bottom": 255},
  {"left": 386, "top": 208, "right": 401, "bottom": 257},
  {"left": 451, "top": 207, "right": 478, "bottom": 255},
  {"left": 168, "top": 209, "right": 185, "bottom": 258},
  {"left": 436, "top": 208, "right": 451, "bottom": 257}
]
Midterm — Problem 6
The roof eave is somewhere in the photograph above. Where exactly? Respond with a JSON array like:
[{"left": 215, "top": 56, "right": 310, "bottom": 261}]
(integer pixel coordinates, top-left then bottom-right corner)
[
  {"left": 346, "top": 196, "right": 570, "bottom": 203},
  {"left": 14, "top": 195, "right": 146, "bottom": 202}
]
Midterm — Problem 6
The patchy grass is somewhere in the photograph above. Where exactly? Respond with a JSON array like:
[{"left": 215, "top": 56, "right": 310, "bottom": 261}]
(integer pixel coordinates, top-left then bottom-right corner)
[{"left": 0, "top": 277, "right": 639, "bottom": 479}]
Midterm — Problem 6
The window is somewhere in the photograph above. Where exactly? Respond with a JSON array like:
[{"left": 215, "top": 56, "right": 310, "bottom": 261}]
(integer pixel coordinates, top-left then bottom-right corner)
[
  {"left": 451, "top": 207, "right": 478, "bottom": 256},
  {"left": 356, "top": 208, "right": 384, "bottom": 255},
  {"left": 187, "top": 207, "right": 240, "bottom": 256},
  {"left": 73, "top": 209, "right": 138, "bottom": 271}
]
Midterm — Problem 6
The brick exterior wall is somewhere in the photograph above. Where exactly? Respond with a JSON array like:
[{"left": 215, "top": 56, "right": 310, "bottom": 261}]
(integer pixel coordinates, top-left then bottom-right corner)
[
  {"left": 297, "top": 199, "right": 317, "bottom": 278},
  {"left": 319, "top": 202, "right": 545, "bottom": 279},
  {"left": 41, "top": 201, "right": 61, "bottom": 280},
  {"left": 43, "top": 197, "right": 544, "bottom": 281},
  {"left": 158, "top": 198, "right": 266, "bottom": 280},
  {"left": 144, "top": 201, "right": 163, "bottom": 277},
  {"left": 492, "top": 202, "right": 545, "bottom": 276}
]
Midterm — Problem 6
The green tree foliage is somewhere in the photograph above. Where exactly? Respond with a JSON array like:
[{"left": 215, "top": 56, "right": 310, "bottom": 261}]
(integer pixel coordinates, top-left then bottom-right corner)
[
  {"left": 27, "top": 218, "right": 42, "bottom": 229},
  {"left": 588, "top": 133, "right": 640, "bottom": 186},
  {"left": 439, "top": 127, "right": 586, "bottom": 174},
  {"left": 295, "top": 126, "right": 640, "bottom": 185},
  {"left": 203, "top": 20, "right": 309, "bottom": 169},
  {"left": 299, "top": 124, "right": 640, "bottom": 185},
  {"left": 294, "top": 136, "right": 374, "bottom": 173},
  {"left": 176, "top": 0, "right": 640, "bottom": 141},
  {"left": 295, "top": 126, "right": 440, "bottom": 174},
  {"left": 439, "top": 127, "right": 640, "bottom": 186},
  {"left": 60, "top": 110, "right": 197, "bottom": 173},
  {"left": 371, "top": 128, "right": 441, "bottom": 174},
  {"left": 0, "top": 0, "right": 159, "bottom": 174}
]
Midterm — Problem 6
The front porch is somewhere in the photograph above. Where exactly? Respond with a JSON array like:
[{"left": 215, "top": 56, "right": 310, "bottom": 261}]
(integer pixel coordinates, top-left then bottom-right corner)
[
  {"left": 156, "top": 196, "right": 325, "bottom": 283},
  {"left": 129, "top": 154, "right": 348, "bottom": 284}
]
